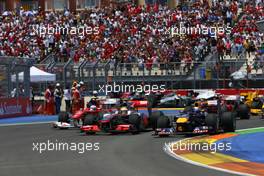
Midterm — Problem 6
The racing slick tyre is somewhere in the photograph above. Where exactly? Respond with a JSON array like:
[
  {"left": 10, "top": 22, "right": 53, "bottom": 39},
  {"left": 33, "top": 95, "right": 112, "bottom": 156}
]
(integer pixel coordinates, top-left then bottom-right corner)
[
  {"left": 150, "top": 111, "right": 164, "bottom": 130},
  {"left": 157, "top": 116, "right": 170, "bottom": 137},
  {"left": 238, "top": 104, "right": 250, "bottom": 119},
  {"left": 205, "top": 113, "right": 219, "bottom": 135},
  {"left": 83, "top": 114, "right": 98, "bottom": 126},
  {"left": 221, "top": 111, "right": 236, "bottom": 132},
  {"left": 157, "top": 116, "right": 170, "bottom": 129},
  {"left": 139, "top": 119, "right": 146, "bottom": 131},
  {"left": 129, "top": 114, "right": 141, "bottom": 135},
  {"left": 58, "top": 112, "right": 70, "bottom": 123}
]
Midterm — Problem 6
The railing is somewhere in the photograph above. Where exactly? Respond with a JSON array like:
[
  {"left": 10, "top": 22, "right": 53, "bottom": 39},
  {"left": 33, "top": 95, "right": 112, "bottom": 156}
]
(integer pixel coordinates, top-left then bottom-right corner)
[
  {"left": 34, "top": 57, "right": 264, "bottom": 92},
  {"left": 0, "top": 57, "right": 34, "bottom": 98},
  {"left": 40, "top": 53, "right": 54, "bottom": 65}
]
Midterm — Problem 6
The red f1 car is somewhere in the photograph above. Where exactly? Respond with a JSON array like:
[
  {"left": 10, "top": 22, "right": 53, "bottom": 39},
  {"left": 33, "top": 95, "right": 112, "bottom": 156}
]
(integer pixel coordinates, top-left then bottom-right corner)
[
  {"left": 52, "top": 98, "right": 119, "bottom": 129},
  {"left": 53, "top": 98, "right": 150, "bottom": 135},
  {"left": 80, "top": 106, "right": 149, "bottom": 135}
]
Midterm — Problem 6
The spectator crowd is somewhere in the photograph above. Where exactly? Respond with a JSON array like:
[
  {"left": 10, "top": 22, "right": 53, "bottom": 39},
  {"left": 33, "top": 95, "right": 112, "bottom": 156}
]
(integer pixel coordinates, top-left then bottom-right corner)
[{"left": 0, "top": 0, "right": 263, "bottom": 73}]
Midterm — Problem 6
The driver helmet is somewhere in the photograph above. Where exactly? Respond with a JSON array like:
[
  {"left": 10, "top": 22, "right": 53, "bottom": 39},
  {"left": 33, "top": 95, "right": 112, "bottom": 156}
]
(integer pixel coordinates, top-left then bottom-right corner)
[
  {"left": 90, "top": 105, "right": 97, "bottom": 111},
  {"left": 120, "top": 107, "right": 128, "bottom": 115}
]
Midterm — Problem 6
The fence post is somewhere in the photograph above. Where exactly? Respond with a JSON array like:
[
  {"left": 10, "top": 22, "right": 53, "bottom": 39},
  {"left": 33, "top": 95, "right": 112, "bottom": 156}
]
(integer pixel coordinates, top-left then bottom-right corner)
[
  {"left": 6, "top": 64, "right": 11, "bottom": 97},
  {"left": 104, "top": 60, "right": 111, "bottom": 85},
  {"left": 193, "top": 61, "right": 196, "bottom": 89},
  {"left": 24, "top": 65, "right": 31, "bottom": 97},
  {"left": 46, "top": 54, "right": 55, "bottom": 71},
  {"left": 217, "top": 65, "right": 220, "bottom": 89},
  {"left": 78, "top": 60, "right": 87, "bottom": 82},
  {"left": 63, "top": 58, "right": 73, "bottom": 88},
  {"left": 246, "top": 61, "right": 249, "bottom": 88},
  {"left": 92, "top": 60, "right": 100, "bottom": 91},
  {"left": 142, "top": 63, "right": 145, "bottom": 85},
  {"left": 81, "top": 60, "right": 88, "bottom": 80}
]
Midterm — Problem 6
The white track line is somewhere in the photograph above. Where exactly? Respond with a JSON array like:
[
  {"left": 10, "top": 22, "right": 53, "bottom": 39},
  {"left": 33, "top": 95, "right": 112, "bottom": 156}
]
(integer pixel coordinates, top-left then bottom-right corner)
[
  {"left": 163, "top": 127, "right": 264, "bottom": 176},
  {"left": 163, "top": 142, "right": 254, "bottom": 176},
  {"left": 0, "top": 121, "right": 54, "bottom": 127},
  {"left": 236, "top": 127, "right": 264, "bottom": 132}
]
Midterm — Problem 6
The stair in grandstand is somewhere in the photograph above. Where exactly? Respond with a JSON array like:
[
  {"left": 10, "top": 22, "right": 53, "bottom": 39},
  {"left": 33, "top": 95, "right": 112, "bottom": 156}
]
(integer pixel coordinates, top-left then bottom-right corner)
[
  {"left": 236, "top": 54, "right": 264, "bottom": 79},
  {"left": 187, "top": 52, "right": 217, "bottom": 80}
]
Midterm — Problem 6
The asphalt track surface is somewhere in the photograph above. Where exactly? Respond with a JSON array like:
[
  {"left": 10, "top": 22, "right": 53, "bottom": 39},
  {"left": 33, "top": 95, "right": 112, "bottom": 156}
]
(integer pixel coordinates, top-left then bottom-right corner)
[{"left": 0, "top": 118, "right": 263, "bottom": 176}]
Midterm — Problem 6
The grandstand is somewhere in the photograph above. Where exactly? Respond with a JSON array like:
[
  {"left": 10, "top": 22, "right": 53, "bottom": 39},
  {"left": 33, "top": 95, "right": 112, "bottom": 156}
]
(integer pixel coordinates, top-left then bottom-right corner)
[{"left": 0, "top": 0, "right": 263, "bottom": 91}]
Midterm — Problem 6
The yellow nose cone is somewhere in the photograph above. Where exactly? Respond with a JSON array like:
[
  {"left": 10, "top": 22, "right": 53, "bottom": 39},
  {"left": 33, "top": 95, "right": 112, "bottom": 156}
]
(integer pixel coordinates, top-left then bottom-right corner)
[{"left": 176, "top": 118, "right": 188, "bottom": 123}]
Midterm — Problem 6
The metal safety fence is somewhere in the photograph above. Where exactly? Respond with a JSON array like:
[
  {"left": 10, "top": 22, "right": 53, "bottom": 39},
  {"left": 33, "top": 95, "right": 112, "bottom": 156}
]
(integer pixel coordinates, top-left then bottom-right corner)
[
  {"left": 34, "top": 55, "right": 264, "bottom": 92},
  {"left": 0, "top": 57, "right": 34, "bottom": 98}
]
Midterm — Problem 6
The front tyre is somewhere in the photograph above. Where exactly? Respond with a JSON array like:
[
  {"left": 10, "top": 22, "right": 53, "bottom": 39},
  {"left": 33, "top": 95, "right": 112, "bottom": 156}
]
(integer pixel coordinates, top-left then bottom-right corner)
[
  {"left": 205, "top": 113, "right": 219, "bottom": 134},
  {"left": 157, "top": 116, "right": 170, "bottom": 137},
  {"left": 58, "top": 112, "right": 70, "bottom": 123},
  {"left": 221, "top": 112, "right": 236, "bottom": 132},
  {"left": 150, "top": 111, "right": 164, "bottom": 130},
  {"left": 157, "top": 116, "right": 170, "bottom": 128},
  {"left": 238, "top": 104, "right": 250, "bottom": 119}
]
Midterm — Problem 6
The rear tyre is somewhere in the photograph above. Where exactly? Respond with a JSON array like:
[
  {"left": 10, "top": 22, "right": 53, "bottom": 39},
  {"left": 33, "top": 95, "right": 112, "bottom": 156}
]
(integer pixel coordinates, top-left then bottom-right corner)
[
  {"left": 205, "top": 113, "right": 219, "bottom": 134},
  {"left": 221, "top": 111, "right": 236, "bottom": 132},
  {"left": 129, "top": 114, "right": 141, "bottom": 134},
  {"left": 58, "top": 112, "right": 69, "bottom": 123},
  {"left": 238, "top": 104, "right": 250, "bottom": 119},
  {"left": 157, "top": 116, "right": 170, "bottom": 137},
  {"left": 83, "top": 114, "right": 98, "bottom": 135},
  {"left": 157, "top": 116, "right": 170, "bottom": 128},
  {"left": 139, "top": 118, "right": 146, "bottom": 131},
  {"left": 150, "top": 111, "right": 164, "bottom": 130}
]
